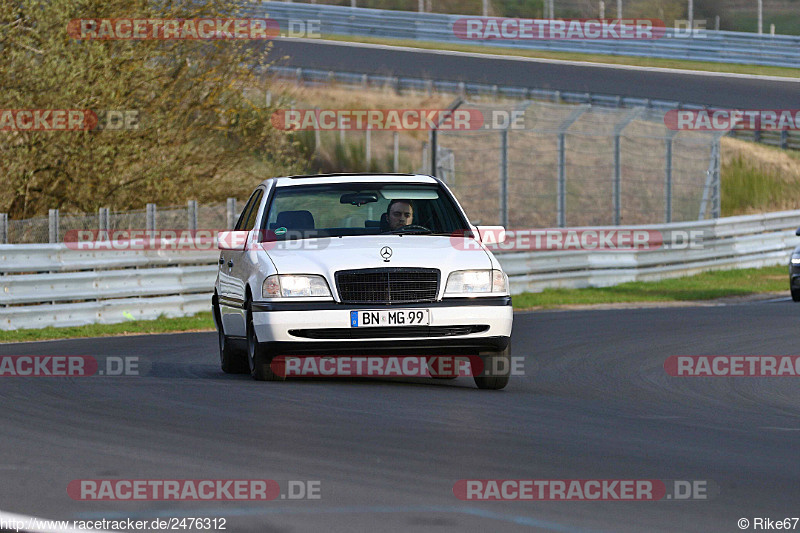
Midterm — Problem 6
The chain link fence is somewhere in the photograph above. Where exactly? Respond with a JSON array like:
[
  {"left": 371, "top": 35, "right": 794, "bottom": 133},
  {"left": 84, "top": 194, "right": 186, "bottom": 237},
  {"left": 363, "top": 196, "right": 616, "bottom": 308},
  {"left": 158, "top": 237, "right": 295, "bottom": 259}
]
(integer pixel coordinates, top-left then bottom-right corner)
[
  {"left": 419, "top": 100, "right": 723, "bottom": 227},
  {"left": 1, "top": 100, "right": 723, "bottom": 242},
  {"left": 0, "top": 201, "right": 244, "bottom": 245}
]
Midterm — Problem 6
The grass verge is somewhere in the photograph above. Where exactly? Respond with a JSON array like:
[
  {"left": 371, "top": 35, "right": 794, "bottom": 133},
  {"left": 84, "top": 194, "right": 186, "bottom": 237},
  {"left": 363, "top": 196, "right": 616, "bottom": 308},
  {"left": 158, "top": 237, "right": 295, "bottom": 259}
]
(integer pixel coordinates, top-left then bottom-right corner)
[
  {"left": 0, "top": 312, "right": 215, "bottom": 344},
  {"left": 513, "top": 266, "right": 788, "bottom": 309},
  {"left": 0, "top": 266, "right": 791, "bottom": 343},
  {"left": 321, "top": 34, "right": 800, "bottom": 79}
]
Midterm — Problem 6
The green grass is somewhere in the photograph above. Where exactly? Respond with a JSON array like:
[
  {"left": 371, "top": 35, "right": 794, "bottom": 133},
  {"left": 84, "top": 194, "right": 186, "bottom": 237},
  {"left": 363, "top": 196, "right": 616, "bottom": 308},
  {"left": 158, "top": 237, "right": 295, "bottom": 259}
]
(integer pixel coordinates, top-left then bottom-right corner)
[
  {"left": 321, "top": 34, "right": 800, "bottom": 78},
  {"left": 721, "top": 155, "right": 793, "bottom": 216},
  {"left": 0, "top": 266, "right": 791, "bottom": 342},
  {"left": 0, "top": 312, "right": 215, "bottom": 344},
  {"left": 513, "top": 265, "right": 788, "bottom": 309}
]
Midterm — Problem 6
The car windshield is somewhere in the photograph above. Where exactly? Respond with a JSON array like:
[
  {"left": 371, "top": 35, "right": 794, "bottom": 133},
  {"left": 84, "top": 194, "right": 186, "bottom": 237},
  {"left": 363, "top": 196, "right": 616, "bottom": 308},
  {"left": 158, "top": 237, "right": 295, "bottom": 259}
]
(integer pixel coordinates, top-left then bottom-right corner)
[{"left": 262, "top": 182, "right": 470, "bottom": 239}]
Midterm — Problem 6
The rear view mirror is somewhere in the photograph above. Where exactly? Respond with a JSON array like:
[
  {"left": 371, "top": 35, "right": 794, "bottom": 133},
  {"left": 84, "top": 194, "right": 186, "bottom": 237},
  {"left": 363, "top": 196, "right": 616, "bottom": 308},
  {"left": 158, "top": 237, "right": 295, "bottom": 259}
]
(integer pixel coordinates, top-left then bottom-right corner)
[
  {"left": 340, "top": 192, "right": 378, "bottom": 206},
  {"left": 217, "top": 230, "right": 249, "bottom": 250}
]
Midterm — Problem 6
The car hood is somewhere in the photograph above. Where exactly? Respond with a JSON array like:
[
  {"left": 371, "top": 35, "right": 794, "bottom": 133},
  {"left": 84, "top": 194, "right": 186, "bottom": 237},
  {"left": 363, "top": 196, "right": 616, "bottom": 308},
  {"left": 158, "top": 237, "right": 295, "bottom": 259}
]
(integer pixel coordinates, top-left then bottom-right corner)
[{"left": 262, "top": 235, "right": 492, "bottom": 279}]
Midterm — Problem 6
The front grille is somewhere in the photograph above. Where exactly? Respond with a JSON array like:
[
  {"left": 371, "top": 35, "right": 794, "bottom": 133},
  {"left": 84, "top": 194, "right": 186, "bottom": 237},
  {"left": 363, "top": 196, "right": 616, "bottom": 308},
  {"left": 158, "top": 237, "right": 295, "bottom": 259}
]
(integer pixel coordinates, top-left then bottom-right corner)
[
  {"left": 289, "top": 325, "right": 489, "bottom": 339},
  {"left": 335, "top": 268, "right": 439, "bottom": 304}
]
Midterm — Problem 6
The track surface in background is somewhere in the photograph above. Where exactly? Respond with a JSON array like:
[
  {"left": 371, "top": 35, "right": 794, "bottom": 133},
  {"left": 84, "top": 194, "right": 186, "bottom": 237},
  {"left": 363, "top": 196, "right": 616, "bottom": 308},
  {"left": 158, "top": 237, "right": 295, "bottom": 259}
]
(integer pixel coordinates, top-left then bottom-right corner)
[
  {"left": 268, "top": 39, "right": 800, "bottom": 109},
  {"left": 1, "top": 302, "right": 799, "bottom": 532}
]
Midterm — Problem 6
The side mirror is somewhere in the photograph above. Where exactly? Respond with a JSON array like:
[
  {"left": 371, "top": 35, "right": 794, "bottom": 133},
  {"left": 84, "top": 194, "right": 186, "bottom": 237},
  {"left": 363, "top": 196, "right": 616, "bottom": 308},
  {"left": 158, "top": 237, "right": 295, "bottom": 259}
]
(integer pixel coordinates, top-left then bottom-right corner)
[
  {"left": 217, "top": 230, "right": 249, "bottom": 251},
  {"left": 796, "top": 227, "right": 800, "bottom": 236},
  {"left": 476, "top": 226, "right": 506, "bottom": 244}
]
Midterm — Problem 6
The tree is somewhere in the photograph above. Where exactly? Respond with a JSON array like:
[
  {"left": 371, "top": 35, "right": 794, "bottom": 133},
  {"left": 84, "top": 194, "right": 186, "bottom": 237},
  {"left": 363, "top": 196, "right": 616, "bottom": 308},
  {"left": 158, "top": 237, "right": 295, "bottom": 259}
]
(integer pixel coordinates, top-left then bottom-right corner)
[{"left": 0, "top": 0, "right": 302, "bottom": 218}]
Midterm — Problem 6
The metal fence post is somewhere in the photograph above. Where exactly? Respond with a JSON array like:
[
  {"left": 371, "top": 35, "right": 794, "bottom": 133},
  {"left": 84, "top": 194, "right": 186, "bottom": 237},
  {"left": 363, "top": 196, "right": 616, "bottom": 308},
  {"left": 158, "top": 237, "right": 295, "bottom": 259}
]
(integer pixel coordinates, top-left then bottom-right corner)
[
  {"left": 698, "top": 138, "right": 722, "bottom": 220},
  {"left": 314, "top": 106, "right": 321, "bottom": 153},
  {"left": 393, "top": 131, "right": 400, "bottom": 172},
  {"left": 429, "top": 97, "right": 464, "bottom": 179},
  {"left": 99, "top": 207, "right": 109, "bottom": 234},
  {"left": 557, "top": 134, "right": 566, "bottom": 227},
  {"left": 187, "top": 200, "right": 198, "bottom": 231},
  {"left": 365, "top": 128, "right": 371, "bottom": 166},
  {"left": 664, "top": 132, "right": 676, "bottom": 223},
  {"left": 430, "top": 129, "right": 437, "bottom": 177},
  {"left": 0, "top": 213, "right": 7, "bottom": 244},
  {"left": 146, "top": 203, "right": 156, "bottom": 233},
  {"left": 226, "top": 198, "right": 237, "bottom": 229},
  {"left": 613, "top": 108, "right": 643, "bottom": 225},
  {"left": 712, "top": 137, "right": 721, "bottom": 219},
  {"left": 48, "top": 209, "right": 59, "bottom": 243},
  {"left": 499, "top": 128, "right": 509, "bottom": 228},
  {"left": 557, "top": 106, "right": 589, "bottom": 228}
]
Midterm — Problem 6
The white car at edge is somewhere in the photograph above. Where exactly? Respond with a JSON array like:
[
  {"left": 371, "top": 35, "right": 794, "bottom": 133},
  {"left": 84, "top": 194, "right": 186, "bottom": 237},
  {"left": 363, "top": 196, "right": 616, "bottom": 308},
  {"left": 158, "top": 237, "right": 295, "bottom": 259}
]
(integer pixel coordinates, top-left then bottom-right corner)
[{"left": 212, "top": 173, "right": 513, "bottom": 389}]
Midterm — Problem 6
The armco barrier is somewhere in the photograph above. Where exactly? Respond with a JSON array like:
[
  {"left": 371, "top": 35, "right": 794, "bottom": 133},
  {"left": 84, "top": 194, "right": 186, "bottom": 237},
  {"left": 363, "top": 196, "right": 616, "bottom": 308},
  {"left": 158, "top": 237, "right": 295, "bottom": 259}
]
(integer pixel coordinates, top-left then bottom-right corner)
[
  {"left": 1, "top": 211, "right": 799, "bottom": 330},
  {"left": 254, "top": 2, "right": 800, "bottom": 69},
  {"left": 0, "top": 245, "right": 218, "bottom": 330},
  {"left": 502, "top": 213, "right": 800, "bottom": 293}
]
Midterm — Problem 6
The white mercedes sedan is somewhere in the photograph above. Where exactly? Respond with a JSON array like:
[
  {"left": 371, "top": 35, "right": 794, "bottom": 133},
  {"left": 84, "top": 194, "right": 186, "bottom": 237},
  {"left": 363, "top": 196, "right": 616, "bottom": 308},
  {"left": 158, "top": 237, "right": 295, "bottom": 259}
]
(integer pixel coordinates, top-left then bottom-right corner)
[{"left": 213, "top": 173, "right": 513, "bottom": 389}]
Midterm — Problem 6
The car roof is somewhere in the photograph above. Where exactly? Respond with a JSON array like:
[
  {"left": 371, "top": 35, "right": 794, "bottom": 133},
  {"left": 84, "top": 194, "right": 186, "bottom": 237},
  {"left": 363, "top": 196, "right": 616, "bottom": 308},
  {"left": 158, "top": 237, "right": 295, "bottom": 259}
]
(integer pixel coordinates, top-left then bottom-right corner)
[{"left": 265, "top": 173, "right": 439, "bottom": 188}]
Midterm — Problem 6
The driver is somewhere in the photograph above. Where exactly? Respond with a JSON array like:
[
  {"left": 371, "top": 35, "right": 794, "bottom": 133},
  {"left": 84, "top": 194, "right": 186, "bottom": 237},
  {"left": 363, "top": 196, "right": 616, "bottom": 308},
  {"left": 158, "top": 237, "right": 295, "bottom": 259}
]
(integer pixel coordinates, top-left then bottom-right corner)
[{"left": 387, "top": 199, "right": 413, "bottom": 230}]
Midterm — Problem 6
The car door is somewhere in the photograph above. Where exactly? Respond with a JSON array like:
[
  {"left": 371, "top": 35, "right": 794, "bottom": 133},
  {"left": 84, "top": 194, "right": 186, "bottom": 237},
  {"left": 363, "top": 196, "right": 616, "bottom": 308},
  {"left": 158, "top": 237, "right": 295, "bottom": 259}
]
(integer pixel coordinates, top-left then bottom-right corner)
[
  {"left": 227, "top": 187, "right": 265, "bottom": 308},
  {"left": 218, "top": 188, "right": 262, "bottom": 318}
]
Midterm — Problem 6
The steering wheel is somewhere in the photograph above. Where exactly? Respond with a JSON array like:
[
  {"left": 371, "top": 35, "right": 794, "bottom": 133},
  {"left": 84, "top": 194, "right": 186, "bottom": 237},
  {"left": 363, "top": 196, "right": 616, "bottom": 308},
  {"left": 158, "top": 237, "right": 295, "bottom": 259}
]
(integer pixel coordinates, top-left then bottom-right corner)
[
  {"left": 381, "top": 224, "right": 431, "bottom": 234},
  {"left": 400, "top": 224, "right": 431, "bottom": 232}
]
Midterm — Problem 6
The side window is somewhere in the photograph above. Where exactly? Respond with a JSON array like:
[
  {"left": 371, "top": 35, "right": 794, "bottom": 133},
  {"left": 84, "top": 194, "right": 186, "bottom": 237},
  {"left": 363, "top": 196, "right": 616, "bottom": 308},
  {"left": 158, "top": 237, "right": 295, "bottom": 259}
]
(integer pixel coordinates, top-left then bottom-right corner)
[
  {"left": 244, "top": 189, "right": 263, "bottom": 230},
  {"left": 234, "top": 189, "right": 262, "bottom": 231}
]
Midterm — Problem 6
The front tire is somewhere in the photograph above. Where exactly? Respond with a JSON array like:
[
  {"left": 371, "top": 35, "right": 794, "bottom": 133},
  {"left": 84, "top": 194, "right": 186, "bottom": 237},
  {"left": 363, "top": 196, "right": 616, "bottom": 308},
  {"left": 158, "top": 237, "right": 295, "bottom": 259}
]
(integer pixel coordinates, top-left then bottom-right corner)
[
  {"left": 214, "top": 297, "right": 248, "bottom": 374},
  {"left": 246, "top": 303, "right": 284, "bottom": 381},
  {"left": 473, "top": 344, "right": 511, "bottom": 390},
  {"left": 792, "top": 287, "right": 800, "bottom": 302}
]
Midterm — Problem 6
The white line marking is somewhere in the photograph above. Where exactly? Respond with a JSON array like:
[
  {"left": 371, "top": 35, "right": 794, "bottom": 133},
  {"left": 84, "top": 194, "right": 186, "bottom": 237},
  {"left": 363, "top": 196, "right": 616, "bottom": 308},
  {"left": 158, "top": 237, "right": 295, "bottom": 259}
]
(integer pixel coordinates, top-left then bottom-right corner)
[{"left": 278, "top": 37, "right": 800, "bottom": 83}]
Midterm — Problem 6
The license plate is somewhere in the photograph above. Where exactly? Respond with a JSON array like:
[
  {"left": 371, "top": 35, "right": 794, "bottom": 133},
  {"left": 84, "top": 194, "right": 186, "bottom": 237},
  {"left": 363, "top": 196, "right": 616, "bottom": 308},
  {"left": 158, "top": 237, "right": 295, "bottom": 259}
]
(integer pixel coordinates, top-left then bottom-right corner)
[{"left": 350, "top": 309, "right": 429, "bottom": 327}]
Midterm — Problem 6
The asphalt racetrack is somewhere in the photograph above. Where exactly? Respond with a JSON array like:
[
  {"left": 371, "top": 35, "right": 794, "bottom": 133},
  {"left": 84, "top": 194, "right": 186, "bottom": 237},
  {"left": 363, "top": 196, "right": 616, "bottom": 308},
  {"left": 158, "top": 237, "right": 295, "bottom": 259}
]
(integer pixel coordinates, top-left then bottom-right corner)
[
  {"left": 2, "top": 300, "right": 799, "bottom": 532},
  {"left": 267, "top": 39, "right": 800, "bottom": 109}
]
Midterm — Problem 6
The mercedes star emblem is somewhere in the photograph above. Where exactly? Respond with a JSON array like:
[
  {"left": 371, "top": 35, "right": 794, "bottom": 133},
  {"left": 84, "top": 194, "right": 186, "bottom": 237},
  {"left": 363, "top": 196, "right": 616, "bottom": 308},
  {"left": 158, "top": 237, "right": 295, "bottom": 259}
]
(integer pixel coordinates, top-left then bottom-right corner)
[{"left": 380, "top": 246, "right": 393, "bottom": 262}]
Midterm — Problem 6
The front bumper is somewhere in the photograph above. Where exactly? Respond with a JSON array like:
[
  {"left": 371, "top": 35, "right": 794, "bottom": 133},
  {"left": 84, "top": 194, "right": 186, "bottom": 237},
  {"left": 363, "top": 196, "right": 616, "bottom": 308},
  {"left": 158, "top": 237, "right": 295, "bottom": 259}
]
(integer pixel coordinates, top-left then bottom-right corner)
[{"left": 251, "top": 297, "right": 512, "bottom": 355}]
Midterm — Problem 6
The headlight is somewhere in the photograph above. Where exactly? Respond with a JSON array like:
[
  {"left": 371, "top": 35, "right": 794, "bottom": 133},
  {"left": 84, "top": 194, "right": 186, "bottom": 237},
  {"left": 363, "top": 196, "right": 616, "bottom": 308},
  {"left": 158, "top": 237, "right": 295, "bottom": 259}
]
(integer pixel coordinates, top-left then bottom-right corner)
[
  {"left": 792, "top": 252, "right": 800, "bottom": 264},
  {"left": 262, "top": 275, "right": 332, "bottom": 298},
  {"left": 445, "top": 269, "right": 508, "bottom": 295}
]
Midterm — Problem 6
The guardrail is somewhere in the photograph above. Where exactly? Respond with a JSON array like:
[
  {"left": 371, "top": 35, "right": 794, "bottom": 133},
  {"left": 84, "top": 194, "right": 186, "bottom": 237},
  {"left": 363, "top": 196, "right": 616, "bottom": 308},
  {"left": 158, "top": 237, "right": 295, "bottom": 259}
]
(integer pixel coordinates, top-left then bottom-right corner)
[
  {"left": 2, "top": 210, "right": 799, "bottom": 330},
  {"left": 502, "top": 212, "right": 800, "bottom": 293},
  {"left": 254, "top": 2, "right": 800, "bottom": 69},
  {"left": 0, "top": 245, "right": 217, "bottom": 330}
]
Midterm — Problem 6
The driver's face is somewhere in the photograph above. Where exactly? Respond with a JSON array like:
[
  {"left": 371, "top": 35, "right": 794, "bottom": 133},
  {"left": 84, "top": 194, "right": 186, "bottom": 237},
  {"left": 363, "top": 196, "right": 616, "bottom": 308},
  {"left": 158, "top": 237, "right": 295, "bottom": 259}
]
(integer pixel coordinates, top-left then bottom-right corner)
[{"left": 388, "top": 202, "right": 413, "bottom": 230}]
